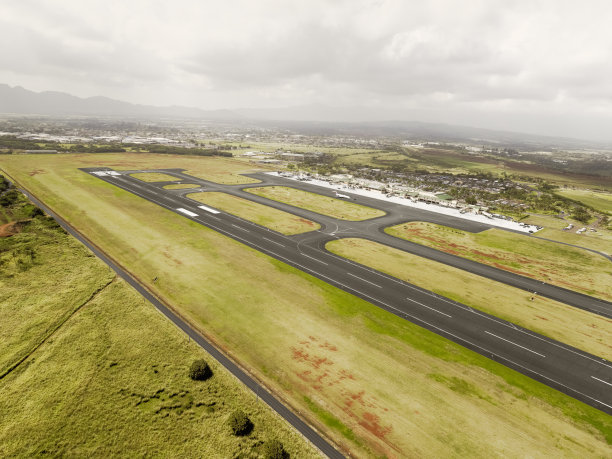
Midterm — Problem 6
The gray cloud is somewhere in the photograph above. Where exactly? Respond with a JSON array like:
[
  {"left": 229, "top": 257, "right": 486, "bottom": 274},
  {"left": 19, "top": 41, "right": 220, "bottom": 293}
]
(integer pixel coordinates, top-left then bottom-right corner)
[{"left": 1, "top": 0, "right": 612, "bottom": 140}]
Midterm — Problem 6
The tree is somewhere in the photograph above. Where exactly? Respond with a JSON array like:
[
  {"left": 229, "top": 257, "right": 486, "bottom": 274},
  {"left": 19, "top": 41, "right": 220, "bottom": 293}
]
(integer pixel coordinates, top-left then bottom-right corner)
[
  {"left": 571, "top": 206, "right": 590, "bottom": 224},
  {"left": 188, "top": 359, "right": 212, "bottom": 381},
  {"left": 263, "top": 439, "right": 288, "bottom": 459},
  {"left": 228, "top": 410, "right": 253, "bottom": 436}
]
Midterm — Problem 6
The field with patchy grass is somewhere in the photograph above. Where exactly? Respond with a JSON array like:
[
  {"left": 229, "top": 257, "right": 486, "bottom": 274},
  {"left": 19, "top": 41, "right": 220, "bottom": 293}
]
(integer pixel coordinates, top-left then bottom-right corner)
[
  {"left": 247, "top": 186, "right": 385, "bottom": 221},
  {"left": 0, "top": 188, "right": 317, "bottom": 458},
  {"left": 523, "top": 214, "right": 612, "bottom": 255},
  {"left": 327, "top": 237, "right": 612, "bottom": 361},
  {"left": 164, "top": 183, "right": 201, "bottom": 190},
  {"left": 1, "top": 153, "right": 611, "bottom": 457},
  {"left": 87, "top": 152, "right": 267, "bottom": 184},
  {"left": 386, "top": 222, "right": 612, "bottom": 301},
  {"left": 556, "top": 189, "right": 612, "bottom": 215},
  {"left": 130, "top": 172, "right": 182, "bottom": 182},
  {"left": 187, "top": 192, "right": 320, "bottom": 235}
]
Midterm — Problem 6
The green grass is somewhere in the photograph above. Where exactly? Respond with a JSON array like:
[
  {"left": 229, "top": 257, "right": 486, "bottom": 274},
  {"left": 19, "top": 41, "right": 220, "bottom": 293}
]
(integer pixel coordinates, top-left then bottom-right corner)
[
  {"left": 326, "top": 237, "right": 612, "bottom": 361},
  {"left": 0, "top": 194, "right": 320, "bottom": 458},
  {"left": 247, "top": 186, "right": 385, "bottom": 221},
  {"left": 556, "top": 189, "right": 612, "bottom": 215},
  {"left": 386, "top": 222, "right": 612, "bottom": 301},
  {"left": 186, "top": 192, "right": 320, "bottom": 235},
  {"left": 523, "top": 214, "right": 612, "bottom": 255},
  {"left": 2, "top": 153, "right": 611, "bottom": 457},
  {"left": 130, "top": 172, "right": 181, "bottom": 182},
  {"left": 163, "top": 183, "right": 201, "bottom": 190}
]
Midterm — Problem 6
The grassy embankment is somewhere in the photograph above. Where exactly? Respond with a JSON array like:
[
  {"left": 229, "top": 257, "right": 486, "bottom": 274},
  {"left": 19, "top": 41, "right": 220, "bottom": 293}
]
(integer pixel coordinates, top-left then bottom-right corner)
[
  {"left": 523, "top": 214, "right": 612, "bottom": 256},
  {"left": 386, "top": 222, "right": 612, "bottom": 301},
  {"left": 0, "top": 185, "right": 318, "bottom": 457},
  {"left": 555, "top": 189, "right": 612, "bottom": 215},
  {"left": 1, "top": 153, "right": 610, "bottom": 457},
  {"left": 326, "top": 238, "right": 612, "bottom": 361},
  {"left": 247, "top": 186, "right": 385, "bottom": 221},
  {"left": 187, "top": 192, "right": 320, "bottom": 235}
]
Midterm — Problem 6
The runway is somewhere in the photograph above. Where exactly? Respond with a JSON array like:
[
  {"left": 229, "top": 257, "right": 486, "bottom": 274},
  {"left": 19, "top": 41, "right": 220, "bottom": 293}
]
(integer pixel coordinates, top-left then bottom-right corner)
[{"left": 83, "top": 167, "right": 612, "bottom": 415}]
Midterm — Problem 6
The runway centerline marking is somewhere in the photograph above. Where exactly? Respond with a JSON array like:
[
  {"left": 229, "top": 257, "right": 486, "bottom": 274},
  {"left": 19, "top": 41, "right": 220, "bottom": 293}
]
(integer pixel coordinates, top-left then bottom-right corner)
[
  {"left": 347, "top": 272, "right": 382, "bottom": 288},
  {"left": 406, "top": 297, "right": 452, "bottom": 317},
  {"left": 262, "top": 237, "right": 285, "bottom": 247},
  {"left": 485, "top": 331, "right": 546, "bottom": 357},
  {"left": 300, "top": 253, "right": 328, "bottom": 265},
  {"left": 592, "top": 376, "right": 612, "bottom": 387},
  {"left": 231, "top": 224, "right": 250, "bottom": 232}
]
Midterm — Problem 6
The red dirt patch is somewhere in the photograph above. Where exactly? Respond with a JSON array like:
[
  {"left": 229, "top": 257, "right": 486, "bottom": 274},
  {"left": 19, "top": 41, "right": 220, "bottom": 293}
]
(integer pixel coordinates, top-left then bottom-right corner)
[
  {"left": 0, "top": 221, "right": 24, "bottom": 237},
  {"left": 28, "top": 169, "right": 46, "bottom": 176},
  {"left": 298, "top": 218, "right": 315, "bottom": 226}
]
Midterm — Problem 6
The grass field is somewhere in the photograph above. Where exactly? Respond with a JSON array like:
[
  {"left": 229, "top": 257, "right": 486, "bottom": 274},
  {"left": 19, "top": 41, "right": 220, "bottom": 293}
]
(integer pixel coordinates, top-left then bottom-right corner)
[
  {"left": 0, "top": 192, "right": 318, "bottom": 458},
  {"left": 523, "top": 214, "right": 612, "bottom": 255},
  {"left": 92, "top": 152, "right": 267, "bottom": 185},
  {"left": 163, "top": 183, "right": 201, "bottom": 190},
  {"left": 385, "top": 222, "right": 612, "bottom": 301},
  {"left": 326, "top": 237, "right": 612, "bottom": 360},
  {"left": 1, "top": 153, "right": 610, "bottom": 457},
  {"left": 247, "top": 186, "right": 385, "bottom": 221},
  {"left": 556, "top": 189, "right": 612, "bottom": 215},
  {"left": 186, "top": 192, "right": 320, "bottom": 235},
  {"left": 130, "top": 172, "right": 182, "bottom": 182}
]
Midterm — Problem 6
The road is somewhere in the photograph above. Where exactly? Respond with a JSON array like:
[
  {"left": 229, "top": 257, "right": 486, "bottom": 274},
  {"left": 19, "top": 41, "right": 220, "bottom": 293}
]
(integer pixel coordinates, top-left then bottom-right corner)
[{"left": 83, "top": 167, "right": 612, "bottom": 415}]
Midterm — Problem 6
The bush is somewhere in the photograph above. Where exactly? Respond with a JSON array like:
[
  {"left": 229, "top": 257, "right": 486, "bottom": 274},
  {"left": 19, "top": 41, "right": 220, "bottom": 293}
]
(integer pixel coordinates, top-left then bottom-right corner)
[
  {"left": 189, "top": 359, "right": 212, "bottom": 381},
  {"left": 263, "top": 439, "right": 288, "bottom": 459},
  {"left": 228, "top": 410, "right": 253, "bottom": 436}
]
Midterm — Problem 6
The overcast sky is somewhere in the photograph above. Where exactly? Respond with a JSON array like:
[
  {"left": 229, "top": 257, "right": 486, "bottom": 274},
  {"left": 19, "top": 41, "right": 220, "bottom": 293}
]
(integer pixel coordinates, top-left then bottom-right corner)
[{"left": 2, "top": 0, "right": 612, "bottom": 140}]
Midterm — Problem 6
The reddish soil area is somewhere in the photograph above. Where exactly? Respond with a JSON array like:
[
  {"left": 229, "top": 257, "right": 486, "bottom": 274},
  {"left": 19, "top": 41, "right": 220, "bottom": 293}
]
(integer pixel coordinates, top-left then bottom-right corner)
[
  {"left": 290, "top": 335, "right": 396, "bottom": 453},
  {"left": 0, "top": 221, "right": 23, "bottom": 237},
  {"left": 298, "top": 218, "right": 315, "bottom": 226}
]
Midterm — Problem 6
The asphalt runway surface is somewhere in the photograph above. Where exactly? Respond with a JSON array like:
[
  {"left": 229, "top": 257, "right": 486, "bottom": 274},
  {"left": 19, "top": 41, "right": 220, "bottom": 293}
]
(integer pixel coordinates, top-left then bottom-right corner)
[{"left": 83, "top": 167, "right": 612, "bottom": 416}]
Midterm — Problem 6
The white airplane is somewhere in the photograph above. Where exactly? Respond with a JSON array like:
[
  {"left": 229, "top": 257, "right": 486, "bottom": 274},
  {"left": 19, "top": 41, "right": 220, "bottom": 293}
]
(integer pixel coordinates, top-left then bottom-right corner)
[{"left": 334, "top": 191, "right": 350, "bottom": 199}]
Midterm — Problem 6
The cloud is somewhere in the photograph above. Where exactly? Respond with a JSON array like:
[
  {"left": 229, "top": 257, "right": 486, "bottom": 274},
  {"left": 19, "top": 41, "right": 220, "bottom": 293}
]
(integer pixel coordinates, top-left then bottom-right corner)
[{"left": 1, "top": 0, "right": 612, "bottom": 140}]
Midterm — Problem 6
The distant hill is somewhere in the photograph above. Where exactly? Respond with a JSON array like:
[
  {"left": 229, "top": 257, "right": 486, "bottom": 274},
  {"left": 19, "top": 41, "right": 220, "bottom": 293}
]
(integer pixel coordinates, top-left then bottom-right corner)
[
  {"left": 1, "top": 84, "right": 609, "bottom": 150},
  {"left": 0, "top": 84, "right": 240, "bottom": 120}
]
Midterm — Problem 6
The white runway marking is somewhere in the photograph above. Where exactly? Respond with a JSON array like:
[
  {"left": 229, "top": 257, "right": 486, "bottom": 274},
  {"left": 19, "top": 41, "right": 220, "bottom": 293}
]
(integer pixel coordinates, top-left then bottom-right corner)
[
  {"left": 197, "top": 205, "right": 220, "bottom": 214},
  {"left": 263, "top": 237, "right": 285, "bottom": 247},
  {"left": 231, "top": 224, "right": 250, "bottom": 232},
  {"left": 484, "top": 331, "right": 546, "bottom": 357},
  {"left": 177, "top": 208, "right": 198, "bottom": 217},
  {"left": 406, "top": 297, "right": 452, "bottom": 317},
  {"left": 347, "top": 272, "right": 382, "bottom": 288},
  {"left": 300, "top": 253, "right": 328, "bottom": 265},
  {"left": 591, "top": 376, "right": 612, "bottom": 387}
]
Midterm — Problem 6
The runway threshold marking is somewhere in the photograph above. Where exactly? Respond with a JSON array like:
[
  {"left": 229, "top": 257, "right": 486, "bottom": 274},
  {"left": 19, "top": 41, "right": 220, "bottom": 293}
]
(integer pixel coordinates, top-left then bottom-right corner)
[
  {"left": 406, "top": 297, "right": 452, "bottom": 317},
  {"left": 484, "top": 331, "right": 546, "bottom": 357},
  {"left": 592, "top": 376, "right": 612, "bottom": 387},
  {"left": 177, "top": 208, "right": 198, "bottom": 217},
  {"left": 262, "top": 237, "right": 285, "bottom": 247},
  {"left": 347, "top": 272, "right": 382, "bottom": 288},
  {"left": 198, "top": 205, "right": 221, "bottom": 214}
]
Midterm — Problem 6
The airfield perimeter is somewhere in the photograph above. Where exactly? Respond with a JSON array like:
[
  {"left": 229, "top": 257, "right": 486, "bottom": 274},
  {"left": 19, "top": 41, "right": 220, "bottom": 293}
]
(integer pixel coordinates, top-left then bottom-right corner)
[{"left": 84, "top": 167, "right": 612, "bottom": 415}]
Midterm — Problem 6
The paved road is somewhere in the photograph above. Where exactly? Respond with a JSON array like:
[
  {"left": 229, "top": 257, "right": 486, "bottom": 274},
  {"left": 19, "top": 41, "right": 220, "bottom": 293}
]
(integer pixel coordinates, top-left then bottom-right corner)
[
  {"left": 13, "top": 179, "right": 345, "bottom": 459},
  {"left": 83, "top": 168, "right": 612, "bottom": 415}
]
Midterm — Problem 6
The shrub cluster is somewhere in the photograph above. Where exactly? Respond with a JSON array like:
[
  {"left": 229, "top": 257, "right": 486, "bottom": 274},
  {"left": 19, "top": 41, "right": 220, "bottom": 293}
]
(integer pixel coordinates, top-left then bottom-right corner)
[
  {"left": 188, "top": 359, "right": 213, "bottom": 381},
  {"left": 263, "top": 439, "right": 288, "bottom": 459},
  {"left": 228, "top": 410, "right": 253, "bottom": 436}
]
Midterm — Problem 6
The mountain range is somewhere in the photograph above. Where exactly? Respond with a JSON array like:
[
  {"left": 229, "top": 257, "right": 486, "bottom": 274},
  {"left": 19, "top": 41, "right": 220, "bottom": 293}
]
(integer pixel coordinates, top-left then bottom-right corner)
[{"left": 1, "top": 84, "right": 609, "bottom": 150}]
